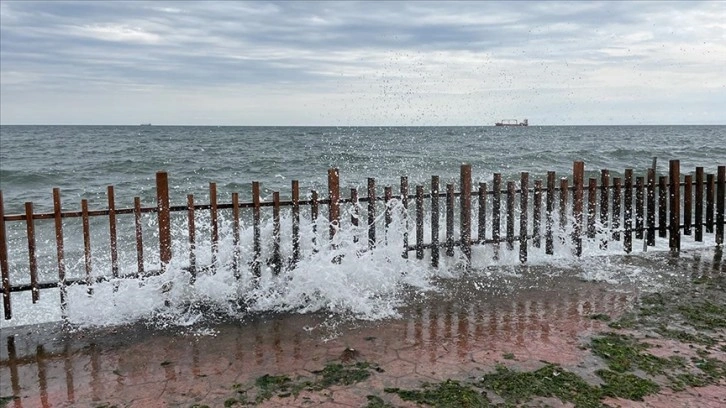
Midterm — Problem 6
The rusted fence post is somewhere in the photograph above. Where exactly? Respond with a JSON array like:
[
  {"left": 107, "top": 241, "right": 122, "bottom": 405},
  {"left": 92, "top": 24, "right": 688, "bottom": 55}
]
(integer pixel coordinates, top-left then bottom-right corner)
[
  {"left": 545, "top": 172, "right": 555, "bottom": 254},
  {"left": 717, "top": 166, "right": 725, "bottom": 246},
  {"left": 384, "top": 186, "right": 393, "bottom": 244},
  {"left": 350, "top": 188, "right": 359, "bottom": 244},
  {"left": 156, "top": 172, "right": 172, "bottom": 267},
  {"left": 311, "top": 190, "right": 319, "bottom": 253},
  {"left": 272, "top": 192, "right": 281, "bottom": 274},
  {"left": 669, "top": 160, "right": 680, "bottom": 252},
  {"left": 624, "top": 169, "right": 633, "bottom": 253},
  {"left": 646, "top": 168, "right": 656, "bottom": 246},
  {"left": 533, "top": 180, "right": 541, "bottom": 248},
  {"left": 460, "top": 164, "right": 472, "bottom": 264},
  {"left": 53, "top": 188, "right": 67, "bottom": 317},
  {"left": 636, "top": 176, "right": 644, "bottom": 239},
  {"left": 706, "top": 174, "right": 714, "bottom": 233},
  {"left": 292, "top": 180, "right": 301, "bottom": 266},
  {"left": 695, "top": 167, "right": 704, "bottom": 241},
  {"left": 81, "top": 199, "right": 92, "bottom": 290},
  {"left": 416, "top": 185, "right": 424, "bottom": 260},
  {"left": 431, "top": 176, "right": 440, "bottom": 267},
  {"left": 209, "top": 182, "right": 218, "bottom": 272},
  {"left": 446, "top": 183, "right": 455, "bottom": 257},
  {"left": 684, "top": 175, "right": 692, "bottom": 236},
  {"left": 107, "top": 186, "right": 119, "bottom": 278},
  {"left": 134, "top": 197, "right": 144, "bottom": 274},
  {"left": 573, "top": 161, "right": 584, "bottom": 256},
  {"left": 659, "top": 176, "right": 667, "bottom": 238},
  {"left": 613, "top": 177, "right": 622, "bottom": 241},
  {"left": 520, "top": 172, "right": 529, "bottom": 263},
  {"left": 479, "top": 182, "right": 487, "bottom": 245},
  {"left": 252, "top": 182, "right": 261, "bottom": 277},
  {"left": 25, "top": 202, "right": 39, "bottom": 303},
  {"left": 600, "top": 169, "right": 610, "bottom": 249},
  {"left": 328, "top": 169, "right": 340, "bottom": 240},
  {"left": 493, "top": 173, "right": 502, "bottom": 258},
  {"left": 367, "top": 177, "right": 376, "bottom": 249},
  {"left": 587, "top": 178, "right": 597, "bottom": 239},
  {"left": 187, "top": 194, "right": 196, "bottom": 281},
  {"left": 0, "top": 191, "right": 9, "bottom": 319},
  {"left": 559, "top": 177, "right": 569, "bottom": 244},
  {"left": 506, "top": 181, "right": 515, "bottom": 251},
  {"left": 401, "top": 177, "right": 409, "bottom": 259},
  {"left": 232, "top": 192, "right": 240, "bottom": 277}
]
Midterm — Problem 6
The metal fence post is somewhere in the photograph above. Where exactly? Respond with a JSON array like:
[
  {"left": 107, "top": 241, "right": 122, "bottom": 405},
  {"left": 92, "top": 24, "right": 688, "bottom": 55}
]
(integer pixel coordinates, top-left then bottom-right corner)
[{"left": 156, "top": 172, "right": 172, "bottom": 267}]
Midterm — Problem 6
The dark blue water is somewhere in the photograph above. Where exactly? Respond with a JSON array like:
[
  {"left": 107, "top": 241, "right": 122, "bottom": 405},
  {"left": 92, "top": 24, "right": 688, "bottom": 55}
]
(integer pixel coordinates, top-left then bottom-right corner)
[{"left": 1, "top": 125, "right": 723, "bottom": 213}]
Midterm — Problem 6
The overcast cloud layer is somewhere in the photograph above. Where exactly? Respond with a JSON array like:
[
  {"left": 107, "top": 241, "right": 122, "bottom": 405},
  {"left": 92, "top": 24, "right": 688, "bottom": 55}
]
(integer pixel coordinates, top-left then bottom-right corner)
[{"left": 1, "top": 1, "right": 724, "bottom": 125}]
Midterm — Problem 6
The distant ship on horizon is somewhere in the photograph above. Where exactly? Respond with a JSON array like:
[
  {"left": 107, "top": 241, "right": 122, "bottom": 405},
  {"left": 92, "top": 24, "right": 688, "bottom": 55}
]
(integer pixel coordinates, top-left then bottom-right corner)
[
  {"left": 139, "top": 123, "right": 152, "bottom": 126},
  {"left": 495, "top": 119, "right": 528, "bottom": 127}
]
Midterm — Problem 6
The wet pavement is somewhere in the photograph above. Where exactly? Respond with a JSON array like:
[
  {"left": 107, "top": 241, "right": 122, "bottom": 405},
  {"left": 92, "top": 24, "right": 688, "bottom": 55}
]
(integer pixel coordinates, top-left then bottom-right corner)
[{"left": 1, "top": 251, "right": 724, "bottom": 407}]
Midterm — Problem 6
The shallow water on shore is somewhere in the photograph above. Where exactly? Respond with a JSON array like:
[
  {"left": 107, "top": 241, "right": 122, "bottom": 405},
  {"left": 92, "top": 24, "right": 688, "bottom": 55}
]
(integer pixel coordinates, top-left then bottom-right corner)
[{"left": 1, "top": 249, "right": 722, "bottom": 407}]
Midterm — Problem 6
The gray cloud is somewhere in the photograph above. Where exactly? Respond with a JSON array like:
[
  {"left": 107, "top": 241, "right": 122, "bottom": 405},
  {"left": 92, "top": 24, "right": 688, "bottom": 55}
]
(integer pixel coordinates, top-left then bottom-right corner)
[{"left": 1, "top": 1, "right": 724, "bottom": 125}]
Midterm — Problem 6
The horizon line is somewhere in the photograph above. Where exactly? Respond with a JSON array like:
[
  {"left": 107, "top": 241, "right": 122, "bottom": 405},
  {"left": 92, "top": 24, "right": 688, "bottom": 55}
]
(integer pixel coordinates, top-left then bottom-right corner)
[{"left": 2, "top": 123, "right": 725, "bottom": 127}]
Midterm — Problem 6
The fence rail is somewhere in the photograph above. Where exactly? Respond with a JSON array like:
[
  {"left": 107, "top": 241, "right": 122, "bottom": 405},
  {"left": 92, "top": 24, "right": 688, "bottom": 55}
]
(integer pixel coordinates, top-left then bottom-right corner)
[{"left": 1, "top": 159, "right": 724, "bottom": 321}]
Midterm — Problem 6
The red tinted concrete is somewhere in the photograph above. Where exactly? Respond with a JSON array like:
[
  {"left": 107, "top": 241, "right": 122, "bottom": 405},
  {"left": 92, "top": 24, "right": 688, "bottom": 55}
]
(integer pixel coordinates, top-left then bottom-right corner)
[
  {"left": 1, "top": 268, "right": 723, "bottom": 407},
  {"left": 1, "top": 276, "right": 633, "bottom": 407}
]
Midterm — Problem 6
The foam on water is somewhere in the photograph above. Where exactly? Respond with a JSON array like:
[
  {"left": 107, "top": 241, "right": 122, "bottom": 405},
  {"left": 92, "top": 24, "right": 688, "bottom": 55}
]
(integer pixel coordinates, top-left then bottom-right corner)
[
  {"left": 1, "top": 198, "right": 720, "bottom": 330},
  {"left": 1, "top": 125, "right": 724, "bottom": 212}
]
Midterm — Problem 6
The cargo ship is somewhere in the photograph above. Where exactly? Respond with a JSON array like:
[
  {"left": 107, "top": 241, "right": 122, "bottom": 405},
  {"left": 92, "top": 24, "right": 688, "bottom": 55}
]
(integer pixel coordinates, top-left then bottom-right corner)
[{"left": 495, "top": 119, "right": 528, "bottom": 127}]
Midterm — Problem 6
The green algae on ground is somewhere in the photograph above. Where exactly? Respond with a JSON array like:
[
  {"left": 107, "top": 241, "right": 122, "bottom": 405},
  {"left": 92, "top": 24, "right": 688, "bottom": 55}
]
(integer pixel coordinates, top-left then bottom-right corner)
[
  {"left": 596, "top": 269, "right": 726, "bottom": 394},
  {"left": 219, "top": 361, "right": 382, "bottom": 406},
  {"left": 654, "top": 326, "right": 718, "bottom": 346},
  {"left": 677, "top": 300, "right": 726, "bottom": 329},
  {"left": 666, "top": 372, "right": 711, "bottom": 391},
  {"left": 607, "top": 312, "right": 637, "bottom": 329},
  {"left": 609, "top": 272, "right": 725, "bottom": 346},
  {"left": 692, "top": 356, "right": 726, "bottom": 380},
  {"left": 0, "top": 397, "right": 17, "bottom": 408},
  {"left": 589, "top": 313, "right": 611, "bottom": 321},
  {"left": 364, "top": 395, "right": 396, "bottom": 408},
  {"left": 254, "top": 374, "right": 294, "bottom": 402},
  {"left": 311, "top": 361, "right": 378, "bottom": 389},
  {"left": 596, "top": 369, "right": 660, "bottom": 400},
  {"left": 590, "top": 332, "right": 683, "bottom": 375},
  {"left": 476, "top": 364, "right": 604, "bottom": 408},
  {"left": 588, "top": 331, "right": 726, "bottom": 393},
  {"left": 385, "top": 379, "right": 491, "bottom": 407}
]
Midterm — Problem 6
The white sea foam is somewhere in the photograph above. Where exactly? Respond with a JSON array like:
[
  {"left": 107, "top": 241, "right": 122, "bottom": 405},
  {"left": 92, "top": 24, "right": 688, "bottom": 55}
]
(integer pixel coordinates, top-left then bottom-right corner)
[{"left": 0, "top": 198, "right": 721, "bottom": 330}]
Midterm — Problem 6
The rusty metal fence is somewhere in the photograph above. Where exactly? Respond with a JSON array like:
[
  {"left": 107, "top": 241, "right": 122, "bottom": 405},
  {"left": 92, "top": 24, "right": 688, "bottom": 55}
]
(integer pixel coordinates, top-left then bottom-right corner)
[{"left": 1, "top": 160, "right": 724, "bottom": 320}]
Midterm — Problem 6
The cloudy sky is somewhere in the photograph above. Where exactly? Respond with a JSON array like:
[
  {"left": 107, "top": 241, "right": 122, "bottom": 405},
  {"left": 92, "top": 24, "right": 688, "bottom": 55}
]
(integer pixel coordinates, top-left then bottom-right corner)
[{"left": 1, "top": 1, "right": 724, "bottom": 125}]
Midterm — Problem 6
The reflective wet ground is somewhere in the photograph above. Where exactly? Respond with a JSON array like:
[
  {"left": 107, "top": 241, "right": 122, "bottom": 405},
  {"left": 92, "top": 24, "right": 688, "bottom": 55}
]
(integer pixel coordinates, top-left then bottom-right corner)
[{"left": 1, "top": 249, "right": 723, "bottom": 407}]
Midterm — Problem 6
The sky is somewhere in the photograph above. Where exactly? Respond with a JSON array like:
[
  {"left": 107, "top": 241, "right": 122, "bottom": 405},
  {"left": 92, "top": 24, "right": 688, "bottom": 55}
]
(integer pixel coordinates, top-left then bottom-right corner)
[{"left": 0, "top": 1, "right": 724, "bottom": 126}]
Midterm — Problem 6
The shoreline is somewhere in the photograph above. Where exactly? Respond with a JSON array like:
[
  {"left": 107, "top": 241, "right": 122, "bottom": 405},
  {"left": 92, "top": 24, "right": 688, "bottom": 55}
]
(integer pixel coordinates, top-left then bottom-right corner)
[{"left": 1, "top": 250, "right": 724, "bottom": 407}]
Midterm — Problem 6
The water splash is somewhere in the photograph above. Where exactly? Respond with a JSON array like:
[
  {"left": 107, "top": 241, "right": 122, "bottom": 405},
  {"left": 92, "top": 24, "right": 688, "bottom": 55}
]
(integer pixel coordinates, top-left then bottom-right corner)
[{"left": 2, "top": 194, "right": 720, "bottom": 331}]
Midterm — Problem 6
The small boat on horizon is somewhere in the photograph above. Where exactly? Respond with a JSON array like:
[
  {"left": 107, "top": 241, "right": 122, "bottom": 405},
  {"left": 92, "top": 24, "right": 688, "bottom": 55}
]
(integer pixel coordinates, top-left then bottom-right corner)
[
  {"left": 495, "top": 119, "right": 528, "bottom": 127},
  {"left": 140, "top": 123, "right": 152, "bottom": 126}
]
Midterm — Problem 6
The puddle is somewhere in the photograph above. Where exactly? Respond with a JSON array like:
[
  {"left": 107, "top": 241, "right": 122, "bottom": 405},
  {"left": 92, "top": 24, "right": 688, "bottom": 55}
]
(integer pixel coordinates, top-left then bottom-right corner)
[{"left": 0, "top": 249, "right": 723, "bottom": 407}]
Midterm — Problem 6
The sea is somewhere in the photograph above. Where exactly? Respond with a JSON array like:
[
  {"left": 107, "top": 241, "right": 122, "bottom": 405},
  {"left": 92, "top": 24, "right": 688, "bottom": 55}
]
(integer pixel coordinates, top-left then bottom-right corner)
[{"left": 0, "top": 125, "right": 724, "bottom": 329}]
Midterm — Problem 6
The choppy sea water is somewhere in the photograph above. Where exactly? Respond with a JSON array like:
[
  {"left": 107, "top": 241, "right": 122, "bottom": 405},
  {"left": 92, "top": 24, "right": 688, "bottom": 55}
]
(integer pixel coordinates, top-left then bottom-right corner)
[
  {"left": 1, "top": 125, "right": 724, "bottom": 211},
  {"left": 0, "top": 125, "right": 724, "bottom": 329}
]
